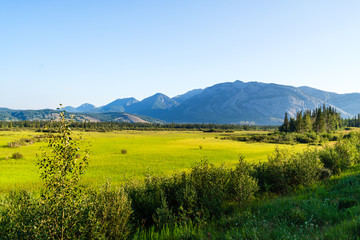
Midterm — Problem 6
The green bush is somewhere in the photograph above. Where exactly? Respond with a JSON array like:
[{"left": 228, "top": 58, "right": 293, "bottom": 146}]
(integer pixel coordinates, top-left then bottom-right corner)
[
  {"left": 11, "top": 152, "right": 23, "bottom": 159},
  {"left": 253, "top": 147, "right": 323, "bottom": 193},
  {"left": 126, "top": 177, "right": 165, "bottom": 227},
  {"left": 127, "top": 159, "right": 258, "bottom": 228},
  {"left": 88, "top": 181, "right": 133, "bottom": 240},
  {"left": 225, "top": 155, "right": 258, "bottom": 207},
  {"left": 121, "top": 149, "right": 127, "bottom": 154},
  {"left": 319, "top": 134, "right": 360, "bottom": 175},
  {"left": 0, "top": 190, "right": 41, "bottom": 239},
  {"left": 0, "top": 187, "right": 133, "bottom": 240}
]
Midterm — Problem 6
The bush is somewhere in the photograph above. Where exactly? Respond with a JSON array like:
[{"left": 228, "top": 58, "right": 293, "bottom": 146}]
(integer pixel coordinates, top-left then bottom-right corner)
[
  {"left": 0, "top": 190, "right": 41, "bottom": 239},
  {"left": 253, "top": 147, "right": 323, "bottom": 193},
  {"left": 226, "top": 155, "right": 258, "bottom": 207},
  {"left": 319, "top": 134, "right": 360, "bottom": 175},
  {"left": 121, "top": 149, "right": 127, "bottom": 154},
  {"left": 318, "top": 167, "right": 332, "bottom": 181},
  {"left": 0, "top": 187, "right": 133, "bottom": 240},
  {"left": 126, "top": 176, "right": 167, "bottom": 227},
  {"left": 11, "top": 152, "right": 23, "bottom": 159},
  {"left": 127, "top": 159, "right": 258, "bottom": 228},
  {"left": 88, "top": 181, "right": 133, "bottom": 239}
]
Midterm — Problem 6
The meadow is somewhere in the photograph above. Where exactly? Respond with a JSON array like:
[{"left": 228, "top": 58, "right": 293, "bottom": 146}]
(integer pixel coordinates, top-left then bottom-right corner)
[
  {"left": 0, "top": 130, "right": 307, "bottom": 192},
  {"left": 2, "top": 127, "right": 360, "bottom": 239}
]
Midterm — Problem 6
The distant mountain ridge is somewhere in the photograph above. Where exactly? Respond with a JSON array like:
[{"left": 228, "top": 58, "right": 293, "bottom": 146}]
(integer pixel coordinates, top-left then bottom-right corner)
[
  {"left": 2, "top": 80, "right": 360, "bottom": 125},
  {"left": 0, "top": 109, "right": 160, "bottom": 124}
]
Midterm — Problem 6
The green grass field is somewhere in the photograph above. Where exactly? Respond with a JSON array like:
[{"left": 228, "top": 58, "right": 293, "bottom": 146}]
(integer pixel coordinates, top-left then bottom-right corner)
[{"left": 0, "top": 130, "right": 307, "bottom": 192}]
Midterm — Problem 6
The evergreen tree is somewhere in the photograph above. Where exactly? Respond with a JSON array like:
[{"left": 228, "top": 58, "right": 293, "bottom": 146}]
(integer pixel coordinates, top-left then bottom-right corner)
[
  {"left": 303, "top": 111, "right": 313, "bottom": 132},
  {"left": 280, "top": 113, "right": 290, "bottom": 132},
  {"left": 295, "top": 111, "right": 303, "bottom": 132},
  {"left": 289, "top": 118, "right": 296, "bottom": 132},
  {"left": 315, "top": 109, "right": 325, "bottom": 133}
]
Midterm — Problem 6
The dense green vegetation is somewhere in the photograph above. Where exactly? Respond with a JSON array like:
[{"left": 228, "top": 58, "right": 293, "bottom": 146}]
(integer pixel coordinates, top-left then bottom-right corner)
[
  {"left": 279, "top": 105, "right": 342, "bottom": 133},
  {"left": 221, "top": 131, "right": 342, "bottom": 145},
  {"left": 0, "top": 119, "right": 277, "bottom": 132},
  {"left": 223, "top": 106, "right": 360, "bottom": 145}
]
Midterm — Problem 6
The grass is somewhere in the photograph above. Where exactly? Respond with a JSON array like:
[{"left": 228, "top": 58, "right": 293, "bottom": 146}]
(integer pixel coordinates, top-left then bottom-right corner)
[{"left": 0, "top": 130, "right": 307, "bottom": 192}]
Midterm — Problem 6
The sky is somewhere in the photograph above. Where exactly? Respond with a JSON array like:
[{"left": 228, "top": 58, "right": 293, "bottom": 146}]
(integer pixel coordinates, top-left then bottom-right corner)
[{"left": 1, "top": 0, "right": 360, "bottom": 109}]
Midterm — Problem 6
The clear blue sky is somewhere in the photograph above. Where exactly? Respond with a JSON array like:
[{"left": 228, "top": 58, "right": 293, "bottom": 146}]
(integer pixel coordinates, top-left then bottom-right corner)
[{"left": 1, "top": 0, "right": 360, "bottom": 109}]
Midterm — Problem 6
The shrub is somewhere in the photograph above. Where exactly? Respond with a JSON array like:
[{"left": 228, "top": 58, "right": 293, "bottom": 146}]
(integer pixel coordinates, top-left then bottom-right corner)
[
  {"left": 227, "top": 155, "right": 258, "bottom": 207},
  {"left": 253, "top": 147, "right": 323, "bottom": 193},
  {"left": 319, "top": 134, "right": 360, "bottom": 175},
  {"left": 89, "top": 181, "right": 133, "bottom": 239},
  {"left": 11, "top": 152, "right": 23, "bottom": 159},
  {"left": 0, "top": 190, "right": 41, "bottom": 239},
  {"left": 318, "top": 167, "right": 332, "bottom": 181},
  {"left": 127, "top": 159, "right": 258, "bottom": 228},
  {"left": 121, "top": 149, "right": 127, "bottom": 154}
]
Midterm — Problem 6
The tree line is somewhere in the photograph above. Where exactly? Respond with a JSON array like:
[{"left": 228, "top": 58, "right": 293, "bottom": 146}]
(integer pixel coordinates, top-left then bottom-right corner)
[
  {"left": 279, "top": 105, "right": 342, "bottom": 133},
  {"left": 0, "top": 120, "right": 276, "bottom": 132}
]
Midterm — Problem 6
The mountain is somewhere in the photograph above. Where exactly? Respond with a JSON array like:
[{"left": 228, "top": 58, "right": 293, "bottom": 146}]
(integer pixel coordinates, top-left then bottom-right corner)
[
  {"left": 172, "top": 89, "right": 203, "bottom": 103},
  {"left": 159, "top": 81, "right": 354, "bottom": 124},
  {"left": 64, "top": 103, "right": 96, "bottom": 113},
  {"left": 126, "top": 93, "right": 179, "bottom": 115},
  {"left": 298, "top": 86, "right": 360, "bottom": 116},
  {"left": 0, "top": 109, "right": 159, "bottom": 123},
  {"left": 3, "top": 80, "right": 360, "bottom": 125},
  {"left": 96, "top": 98, "right": 138, "bottom": 113},
  {"left": 76, "top": 103, "right": 96, "bottom": 112}
]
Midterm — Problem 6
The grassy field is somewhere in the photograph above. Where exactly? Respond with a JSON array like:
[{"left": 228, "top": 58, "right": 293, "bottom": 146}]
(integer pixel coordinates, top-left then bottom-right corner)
[{"left": 0, "top": 130, "right": 307, "bottom": 192}]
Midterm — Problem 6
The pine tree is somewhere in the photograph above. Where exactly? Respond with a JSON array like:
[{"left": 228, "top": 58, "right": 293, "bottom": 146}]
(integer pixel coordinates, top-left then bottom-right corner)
[
  {"left": 303, "top": 111, "right": 313, "bottom": 132},
  {"left": 280, "top": 113, "right": 290, "bottom": 132},
  {"left": 289, "top": 118, "right": 296, "bottom": 132},
  {"left": 295, "top": 111, "right": 303, "bottom": 132}
]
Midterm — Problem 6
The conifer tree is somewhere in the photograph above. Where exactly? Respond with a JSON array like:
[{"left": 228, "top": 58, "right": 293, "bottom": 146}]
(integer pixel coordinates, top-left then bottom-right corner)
[
  {"left": 295, "top": 111, "right": 303, "bottom": 132},
  {"left": 303, "top": 111, "right": 313, "bottom": 132}
]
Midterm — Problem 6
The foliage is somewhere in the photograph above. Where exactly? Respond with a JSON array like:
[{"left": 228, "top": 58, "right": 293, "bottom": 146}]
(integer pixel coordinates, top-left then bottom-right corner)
[
  {"left": 36, "top": 110, "right": 89, "bottom": 239},
  {"left": 11, "top": 152, "right": 23, "bottom": 159},
  {"left": 222, "top": 131, "right": 341, "bottom": 144},
  {"left": 127, "top": 158, "right": 258, "bottom": 228},
  {"left": 279, "top": 105, "right": 341, "bottom": 134},
  {"left": 88, "top": 181, "right": 133, "bottom": 240},
  {"left": 0, "top": 190, "right": 41, "bottom": 239},
  {"left": 253, "top": 147, "right": 323, "bottom": 193},
  {"left": 319, "top": 132, "right": 360, "bottom": 175},
  {"left": 0, "top": 119, "right": 278, "bottom": 132},
  {"left": 133, "top": 166, "right": 360, "bottom": 240},
  {"left": 0, "top": 111, "right": 133, "bottom": 239}
]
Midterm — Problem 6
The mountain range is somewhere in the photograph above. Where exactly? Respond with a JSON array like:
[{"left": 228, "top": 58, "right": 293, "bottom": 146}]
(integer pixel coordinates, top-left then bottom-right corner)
[{"left": 2, "top": 80, "right": 360, "bottom": 125}]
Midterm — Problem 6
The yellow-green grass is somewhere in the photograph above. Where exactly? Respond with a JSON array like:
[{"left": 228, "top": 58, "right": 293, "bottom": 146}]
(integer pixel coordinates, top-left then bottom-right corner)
[{"left": 0, "top": 130, "right": 307, "bottom": 192}]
